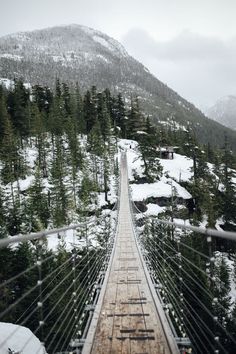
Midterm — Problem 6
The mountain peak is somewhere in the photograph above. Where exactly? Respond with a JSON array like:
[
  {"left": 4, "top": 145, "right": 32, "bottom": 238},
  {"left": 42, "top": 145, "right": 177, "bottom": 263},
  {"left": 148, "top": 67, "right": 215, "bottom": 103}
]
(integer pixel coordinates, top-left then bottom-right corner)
[
  {"left": 1, "top": 24, "right": 236, "bottom": 150},
  {"left": 0, "top": 24, "right": 129, "bottom": 60},
  {"left": 207, "top": 95, "right": 236, "bottom": 130}
]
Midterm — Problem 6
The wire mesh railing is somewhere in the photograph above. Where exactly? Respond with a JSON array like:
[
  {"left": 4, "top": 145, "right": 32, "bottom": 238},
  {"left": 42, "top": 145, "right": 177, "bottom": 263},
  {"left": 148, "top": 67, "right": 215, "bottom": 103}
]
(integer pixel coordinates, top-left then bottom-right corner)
[
  {"left": 0, "top": 207, "right": 118, "bottom": 354},
  {"left": 130, "top": 198, "right": 236, "bottom": 354}
]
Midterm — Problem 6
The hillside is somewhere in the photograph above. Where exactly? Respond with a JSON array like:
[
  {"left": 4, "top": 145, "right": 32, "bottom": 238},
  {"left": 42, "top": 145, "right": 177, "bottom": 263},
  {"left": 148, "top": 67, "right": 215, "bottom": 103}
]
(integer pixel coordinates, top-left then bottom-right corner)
[
  {"left": 0, "top": 78, "right": 236, "bottom": 352},
  {"left": 1, "top": 24, "right": 236, "bottom": 150}
]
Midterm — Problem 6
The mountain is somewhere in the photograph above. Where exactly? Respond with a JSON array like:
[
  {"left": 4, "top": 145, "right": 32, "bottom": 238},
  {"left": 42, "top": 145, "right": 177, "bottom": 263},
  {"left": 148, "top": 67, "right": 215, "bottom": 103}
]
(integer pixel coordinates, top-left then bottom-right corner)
[
  {"left": 206, "top": 95, "right": 236, "bottom": 130},
  {"left": 1, "top": 24, "right": 236, "bottom": 150}
]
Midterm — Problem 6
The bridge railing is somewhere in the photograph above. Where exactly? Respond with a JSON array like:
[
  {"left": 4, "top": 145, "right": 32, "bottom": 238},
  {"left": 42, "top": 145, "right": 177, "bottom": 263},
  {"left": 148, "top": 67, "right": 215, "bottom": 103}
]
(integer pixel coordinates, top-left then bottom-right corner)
[
  {"left": 130, "top": 198, "right": 236, "bottom": 354},
  {"left": 0, "top": 199, "right": 118, "bottom": 354}
]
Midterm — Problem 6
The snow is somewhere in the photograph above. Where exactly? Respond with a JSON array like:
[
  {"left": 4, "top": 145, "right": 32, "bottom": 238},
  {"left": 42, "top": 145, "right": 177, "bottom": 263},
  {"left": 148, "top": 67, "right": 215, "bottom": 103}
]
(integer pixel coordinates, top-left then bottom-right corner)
[
  {"left": 97, "top": 191, "right": 116, "bottom": 208},
  {"left": 225, "top": 257, "right": 236, "bottom": 306},
  {"left": 118, "top": 139, "right": 192, "bottom": 203},
  {"left": 92, "top": 35, "right": 128, "bottom": 57},
  {"left": 12, "top": 176, "right": 35, "bottom": 192},
  {"left": 144, "top": 203, "right": 166, "bottom": 216},
  {"left": 0, "top": 54, "right": 23, "bottom": 61},
  {"left": 5, "top": 32, "right": 29, "bottom": 41},
  {"left": 96, "top": 54, "right": 110, "bottom": 63},
  {"left": 46, "top": 228, "right": 83, "bottom": 251},
  {"left": 93, "top": 35, "right": 114, "bottom": 51},
  {"left": 160, "top": 153, "right": 193, "bottom": 182},
  {"left": 118, "top": 139, "right": 143, "bottom": 181},
  {"left": 130, "top": 176, "right": 192, "bottom": 201},
  {"left": 52, "top": 55, "right": 62, "bottom": 62},
  {"left": 0, "top": 78, "right": 31, "bottom": 91},
  {"left": 80, "top": 25, "right": 97, "bottom": 36},
  {"left": 0, "top": 78, "right": 14, "bottom": 89},
  {"left": 0, "top": 322, "right": 46, "bottom": 354}
]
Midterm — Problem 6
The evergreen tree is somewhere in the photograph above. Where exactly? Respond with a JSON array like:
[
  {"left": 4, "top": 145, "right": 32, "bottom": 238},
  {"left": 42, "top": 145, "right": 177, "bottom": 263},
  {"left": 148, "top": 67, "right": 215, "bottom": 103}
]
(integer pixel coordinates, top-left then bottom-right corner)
[
  {"left": 32, "top": 84, "right": 53, "bottom": 114},
  {"left": 83, "top": 90, "right": 93, "bottom": 133},
  {"left": 48, "top": 95, "right": 65, "bottom": 137},
  {"left": 49, "top": 136, "right": 68, "bottom": 226},
  {"left": 0, "top": 113, "right": 26, "bottom": 184},
  {"left": 226, "top": 303, "right": 236, "bottom": 353},
  {"left": 213, "top": 255, "right": 231, "bottom": 346},
  {"left": 127, "top": 97, "right": 145, "bottom": 139},
  {"left": 30, "top": 103, "right": 48, "bottom": 177},
  {"left": 74, "top": 83, "right": 86, "bottom": 134},
  {"left": 0, "top": 185, "right": 7, "bottom": 238},
  {"left": 62, "top": 82, "right": 71, "bottom": 116},
  {"left": 220, "top": 136, "right": 236, "bottom": 227},
  {"left": 7, "top": 79, "right": 30, "bottom": 138},
  {"left": 97, "top": 92, "right": 112, "bottom": 143},
  {"left": 0, "top": 92, "right": 8, "bottom": 142},
  {"left": 28, "top": 166, "right": 50, "bottom": 229},
  {"left": 114, "top": 93, "right": 126, "bottom": 138},
  {"left": 138, "top": 126, "right": 163, "bottom": 182},
  {"left": 65, "top": 116, "right": 83, "bottom": 209}
]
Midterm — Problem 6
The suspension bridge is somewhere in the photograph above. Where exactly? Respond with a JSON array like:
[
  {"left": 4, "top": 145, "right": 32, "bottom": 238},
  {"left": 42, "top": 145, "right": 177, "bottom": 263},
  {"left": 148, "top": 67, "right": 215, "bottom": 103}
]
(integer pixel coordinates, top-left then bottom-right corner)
[{"left": 0, "top": 152, "right": 236, "bottom": 353}]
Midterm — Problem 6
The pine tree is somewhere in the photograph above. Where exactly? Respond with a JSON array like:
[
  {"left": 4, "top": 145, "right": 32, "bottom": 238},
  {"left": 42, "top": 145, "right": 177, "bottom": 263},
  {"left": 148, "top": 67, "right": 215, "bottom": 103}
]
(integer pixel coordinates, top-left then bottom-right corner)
[
  {"left": 49, "top": 136, "right": 68, "bottom": 226},
  {"left": 74, "top": 83, "right": 86, "bottom": 134},
  {"left": 127, "top": 97, "right": 145, "bottom": 139},
  {"left": 0, "top": 113, "right": 25, "bottom": 184},
  {"left": 226, "top": 302, "right": 236, "bottom": 353},
  {"left": 83, "top": 87, "right": 98, "bottom": 134},
  {"left": 55, "top": 78, "right": 62, "bottom": 98},
  {"left": 28, "top": 166, "right": 50, "bottom": 230},
  {"left": 32, "top": 84, "right": 53, "bottom": 114},
  {"left": 138, "top": 126, "right": 163, "bottom": 183},
  {"left": 220, "top": 135, "right": 236, "bottom": 228},
  {"left": 0, "top": 91, "right": 8, "bottom": 142},
  {"left": 30, "top": 103, "right": 48, "bottom": 177},
  {"left": 7, "top": 79, "right": 31, "bottom": 138},
  {"left": 97, "top": 92, "right": 112, "bottom": 143},
  {"left": 62, "top": 82, "right": 71, "bottom": 116},
  {"left": 78, "top": 174, "right": 98, "bottom": 215},
  {"left": 213, "top": 255, "right": 231, "bottom": 346},
  {"left": 65, "top": 116, "right": 83, "bottom": 209},
  {"left": 48, "top": 95, "right": 65, "bottom": 137},
  {"left": 114, "top": 93, "right": 126, "bottom": 138},
  {"left": 0, "top": 185, "right": 7, "bottom": 238}
]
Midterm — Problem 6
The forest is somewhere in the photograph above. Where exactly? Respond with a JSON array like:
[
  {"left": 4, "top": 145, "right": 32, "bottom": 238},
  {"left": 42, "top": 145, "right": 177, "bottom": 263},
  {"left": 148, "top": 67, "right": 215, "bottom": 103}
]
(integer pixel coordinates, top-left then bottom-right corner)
[{"left": 0, "top": 79, "right": 236, "bottom": 353}]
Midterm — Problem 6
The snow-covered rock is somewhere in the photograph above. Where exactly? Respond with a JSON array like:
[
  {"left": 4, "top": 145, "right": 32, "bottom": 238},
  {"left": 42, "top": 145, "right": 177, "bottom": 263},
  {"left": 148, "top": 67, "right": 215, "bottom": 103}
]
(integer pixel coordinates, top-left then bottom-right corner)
[
  {"left": 0, "top": 322, "right": 46, "bottom": 354},
  {"left": 130, "top": 176, "right": 192, "bottom": 202}
]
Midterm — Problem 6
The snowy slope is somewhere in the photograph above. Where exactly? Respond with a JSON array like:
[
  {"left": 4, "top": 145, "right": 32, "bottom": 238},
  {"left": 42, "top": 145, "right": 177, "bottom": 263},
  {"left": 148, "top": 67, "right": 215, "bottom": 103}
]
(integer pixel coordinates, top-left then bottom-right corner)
[
  {"left": 1, "top": 24, "right": 235, "bottom": 154},
  {"left": 118, "top": 139, "right": 192, "bottom": 217},
  {"left": 130, "top": 177, "right": 192, "bottom": 201},
  {"left": 0, "top": 322, "right": 46, "bottom": 354}
]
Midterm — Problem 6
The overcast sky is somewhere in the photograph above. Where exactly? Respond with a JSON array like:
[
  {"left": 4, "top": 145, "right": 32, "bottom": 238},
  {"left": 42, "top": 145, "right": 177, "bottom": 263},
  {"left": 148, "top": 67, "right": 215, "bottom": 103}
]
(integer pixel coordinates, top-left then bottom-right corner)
[{"left": 1, "top": 0, "right": 236, "bottom": 109}]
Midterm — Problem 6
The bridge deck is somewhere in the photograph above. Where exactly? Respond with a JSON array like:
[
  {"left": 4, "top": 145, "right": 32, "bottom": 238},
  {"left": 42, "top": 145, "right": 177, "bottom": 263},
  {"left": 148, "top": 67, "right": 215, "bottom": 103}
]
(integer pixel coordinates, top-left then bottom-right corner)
[{"left": 84, "top": 154, "right": 179, "bottom": 354}]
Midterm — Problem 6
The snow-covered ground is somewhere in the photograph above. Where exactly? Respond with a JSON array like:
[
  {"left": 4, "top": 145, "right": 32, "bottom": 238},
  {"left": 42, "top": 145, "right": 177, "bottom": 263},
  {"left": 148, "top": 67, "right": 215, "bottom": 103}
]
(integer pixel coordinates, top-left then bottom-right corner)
[
  {"left": 118, "top": 139, "right": 192, "bottom": 208},
  {"left": 130, "top": 176, "right": 192, "bottom": 201},
  {"left": 0, "top": 322, "right": 46, "bottom": 354},
  {"left": 160, "top": 154, "right": 193, "bottom": 182}
]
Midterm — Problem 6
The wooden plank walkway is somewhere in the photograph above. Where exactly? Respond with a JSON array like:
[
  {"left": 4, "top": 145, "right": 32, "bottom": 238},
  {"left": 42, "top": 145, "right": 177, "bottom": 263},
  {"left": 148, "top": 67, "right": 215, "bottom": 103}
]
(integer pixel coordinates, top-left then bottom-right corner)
[{"left": 83, "top": 154, "right": 179, "bottom": 354}]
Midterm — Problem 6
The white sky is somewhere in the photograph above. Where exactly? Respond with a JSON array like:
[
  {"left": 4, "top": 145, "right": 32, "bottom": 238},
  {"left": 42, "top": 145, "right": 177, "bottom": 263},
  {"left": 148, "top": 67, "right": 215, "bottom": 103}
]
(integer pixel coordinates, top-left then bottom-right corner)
[{"left": 0, "top": 0, "right": 236, "bottom": 109}]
